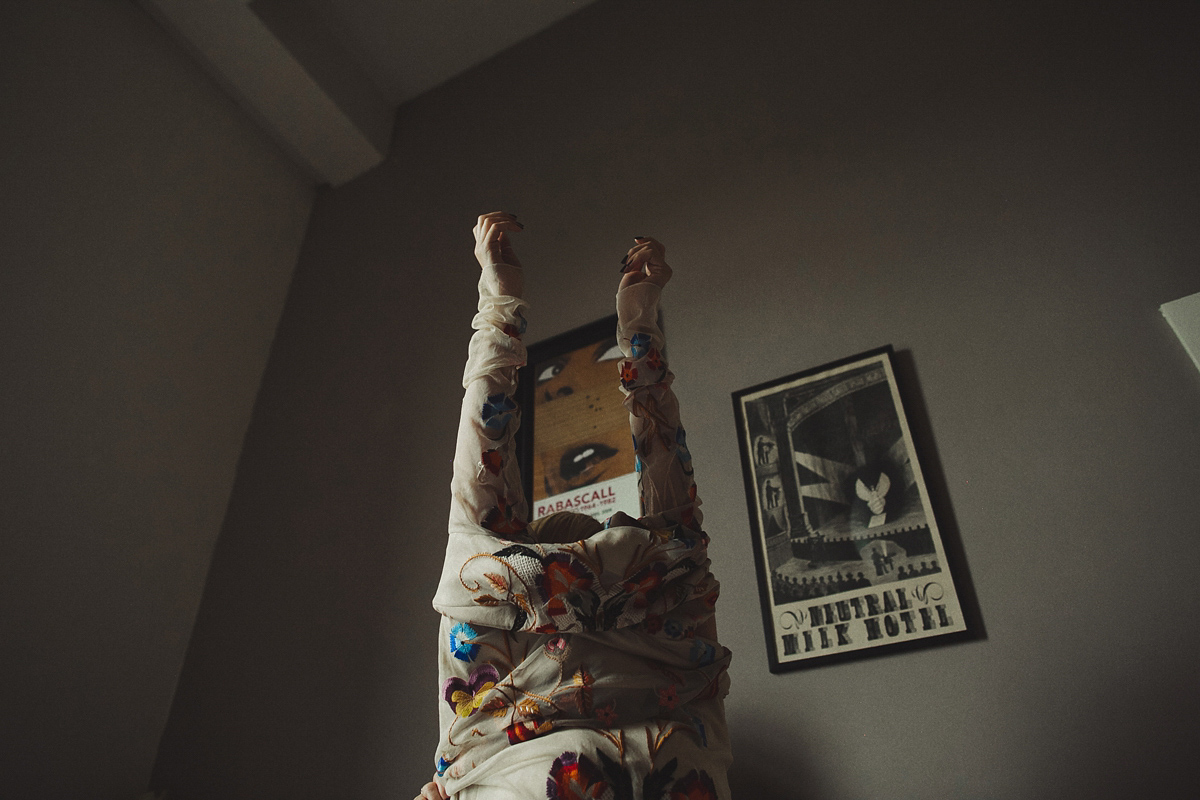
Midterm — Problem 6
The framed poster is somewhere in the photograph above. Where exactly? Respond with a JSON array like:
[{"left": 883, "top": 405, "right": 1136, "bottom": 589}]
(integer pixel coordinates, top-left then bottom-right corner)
[
  {"left": 732, "top": 345, "right": 968, "bottom": 671},
  {"left": 518, "top": 315, "right": 641, "bottom": 523}
]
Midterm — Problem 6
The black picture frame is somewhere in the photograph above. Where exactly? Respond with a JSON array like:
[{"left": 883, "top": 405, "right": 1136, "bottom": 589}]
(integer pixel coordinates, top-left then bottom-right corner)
[{"left": 732, "top": 345, "right": 969, "bottom": 671}]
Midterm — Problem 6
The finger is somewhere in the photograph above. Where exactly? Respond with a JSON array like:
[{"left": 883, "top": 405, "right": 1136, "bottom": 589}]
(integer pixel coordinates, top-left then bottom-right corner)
[
  {"left": 475, "top": 212, "right": 509, "bottom": 239},
  {"left": 624, "top": 241, "right": 664, "bottom": 262},
  {"left": 485, "top": 218, "right": 523, "bottom": 244},
  {"left": 630, "top": 236, "right": 665, "bottom": 258},
  {"left": 475, "top": 212, "right": 520, "bottom": 242},
  {"left": 625, "top": 247, "right": 665, "bottom": 272}
]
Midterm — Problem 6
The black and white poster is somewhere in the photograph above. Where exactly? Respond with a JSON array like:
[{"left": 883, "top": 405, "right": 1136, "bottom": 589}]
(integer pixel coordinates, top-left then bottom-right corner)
[{"left": 732, "top": 346, "right": 967, "bottom": 671}]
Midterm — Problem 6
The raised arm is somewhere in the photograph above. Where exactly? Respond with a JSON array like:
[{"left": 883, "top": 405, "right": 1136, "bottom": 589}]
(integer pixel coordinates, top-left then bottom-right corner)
[
  {"left": 447, "top": 212, "right": 530, "bottom": 538},
  {"left": 615, "top": 237, "right": 701, "bottom": 532}
]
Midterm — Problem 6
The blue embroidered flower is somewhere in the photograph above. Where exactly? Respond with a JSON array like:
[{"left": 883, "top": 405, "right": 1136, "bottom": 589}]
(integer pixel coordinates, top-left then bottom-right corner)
[
  {"left": 501, "top": 309, "right": 528, "bottom": 339},
  {"left": 481, "top": 393, "right": 516, "bottom": 432},
  {"left": 635, "top": 454, "right": 644, "bottom": 474},
  {"left": 449, "top": 622, "right": 479, "bottom": 662},
  {"left": 689, "top": 638, "right": 716, "bottom": 666},
  {"left": 664, "top": 617, "right": 684, "bottom": 638},
  {"left": 632, "top": 433, "right": 638, "bottom": 453},
  {"left": 436, "top": 755, "right": 452, "bottom": 776},
  {"left": 689, "top": 714, "right": 709, "bottom": 747},
  {"left": 630, "top": 332, "right": 652, "bottom": 359},
  {"left": 676, "top": 425, "right": 692, "bottom": 466}
]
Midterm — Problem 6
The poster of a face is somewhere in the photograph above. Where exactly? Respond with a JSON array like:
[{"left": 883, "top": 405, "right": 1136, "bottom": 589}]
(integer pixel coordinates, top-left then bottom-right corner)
[{"left": 523, "top": 316, "right": 641, "bottom": 522}]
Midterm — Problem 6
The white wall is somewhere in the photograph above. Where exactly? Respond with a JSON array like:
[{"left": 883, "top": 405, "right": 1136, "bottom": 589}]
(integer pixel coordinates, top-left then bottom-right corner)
[
  {"left": 154, "top": 1, "right": 1200, "bottom": 797},
  {"left": 0, "top": 2, "right": 313, "bottom": 797}
]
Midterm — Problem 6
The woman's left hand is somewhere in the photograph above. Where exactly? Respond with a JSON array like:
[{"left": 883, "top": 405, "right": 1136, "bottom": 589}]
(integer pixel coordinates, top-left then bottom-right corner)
[
  {"left": 414, "top": 777, "right": 449, "bottom": 800},
  {"left": 619, "top": 236, "right": 671, "bottom": 290}
]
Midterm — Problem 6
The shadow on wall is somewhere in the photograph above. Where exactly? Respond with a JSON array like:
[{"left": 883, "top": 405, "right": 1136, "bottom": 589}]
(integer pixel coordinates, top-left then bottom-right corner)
[
  {"left": 728, "top": 722, "right": 827, "bottom": 800},
  {"left": 892, "top": 349, "right": 988, "bottom": 643}
]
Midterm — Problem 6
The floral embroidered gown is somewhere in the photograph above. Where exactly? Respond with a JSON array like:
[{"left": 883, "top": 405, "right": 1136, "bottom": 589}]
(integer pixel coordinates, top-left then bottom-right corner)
[{"left": 432, "top": 262, "right": 732, "bottom": 799}]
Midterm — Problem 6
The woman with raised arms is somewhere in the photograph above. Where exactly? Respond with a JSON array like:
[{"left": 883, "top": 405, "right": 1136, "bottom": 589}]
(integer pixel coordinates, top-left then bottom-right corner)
[{"left": 417, "top": 213, "right": 731, "bottom": 800}]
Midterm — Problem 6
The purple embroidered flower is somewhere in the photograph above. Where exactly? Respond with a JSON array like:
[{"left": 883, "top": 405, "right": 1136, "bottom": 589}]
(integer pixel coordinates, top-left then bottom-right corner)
[
  {"left": 482, "top": 392, "right": 516, "bottom": 432},
  {"left": 546, "top": 751, "right": 606, "bottom": 799},
  {"left": 443, "top": 663, "right": 500, "bottom": 718},
  {"left": 544, "top": 635, "right": 568, "bottom": 657},
  {"left": 449, "top": 622, "right": 479, "bottom": 662}
]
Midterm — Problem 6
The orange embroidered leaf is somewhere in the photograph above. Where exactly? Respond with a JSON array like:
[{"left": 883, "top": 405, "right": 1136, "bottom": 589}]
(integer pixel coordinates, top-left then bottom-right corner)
[
  {"left": 478, "top": 696, "right": 508, "bottom": 717},
  {"left": 474, "top": 594, "right": 502, "bottom": 606}
]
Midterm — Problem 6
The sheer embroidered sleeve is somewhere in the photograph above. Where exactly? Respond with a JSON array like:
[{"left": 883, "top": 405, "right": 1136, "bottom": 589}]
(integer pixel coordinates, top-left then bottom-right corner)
[{"left": 615, "top": 282, "right": 701, "bottom": 533}]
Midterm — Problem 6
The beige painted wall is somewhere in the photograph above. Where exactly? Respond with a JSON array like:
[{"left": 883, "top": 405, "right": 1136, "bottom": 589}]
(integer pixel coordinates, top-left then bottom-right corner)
[
  {"left": 155, "top": 1, "right": 1200, "bottom": 797},
  {"left": 0, "top": 1, "right": 313, "bottom": 797}
]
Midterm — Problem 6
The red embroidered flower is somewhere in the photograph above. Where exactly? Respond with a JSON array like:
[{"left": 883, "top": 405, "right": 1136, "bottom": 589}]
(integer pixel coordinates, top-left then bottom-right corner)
[
  {"left": 646, "top": 347, "right": 664, "bottom": 371},
  {"left": 680, "top": 505, "right": 695, "bottom": 529},
  {"left": 546, "top": 752, "right": 607, "bottom": 800},
  {"left": 595, "top": 702, "right": 618, "bottom": 726},
  {"left": 657, "top": 684, "right": 679, "bottom": 710},
  {"left": 538, "top": 554, "right": 594, "bottom": 617},
  {"left": 644, "top": 615, "right": 663, "bottom": 634},
  {"left": 483, "top": 497, "right": 527, "bottom": 535},
  {"left": 505, "top": 716, "right": 549, "bottom": 744},
  {"left": 622, "top": 562, "right": 668, "bottom": 608},
  {"left": 670, "top": 770, "right": 718, "bottom": 800},
  {"left": 481, "top": 449, "right": 503, "bottom": 475},
  {"left": 619, "top": 361, "right": 638, "bottom": 388}
]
